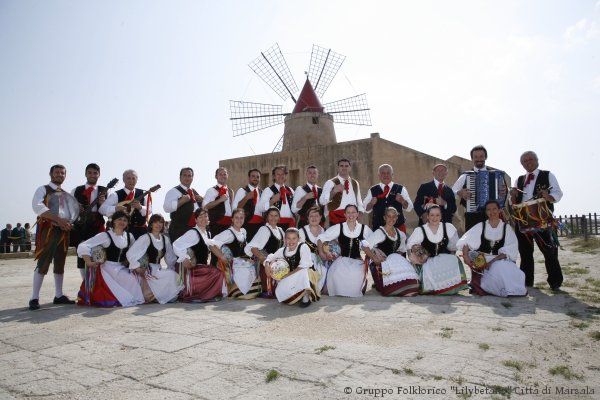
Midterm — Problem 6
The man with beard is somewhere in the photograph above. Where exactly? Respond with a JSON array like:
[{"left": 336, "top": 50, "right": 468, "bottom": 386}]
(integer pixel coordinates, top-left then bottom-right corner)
[
  {"left": 203, "top": 167, "right": 234, "bottom": 237},
  {"left": 232, "top": 168, "right": 263, "bottom": 241},
  {"left": 292, "top": 165, "right": 323, "bottom": 227},
  {"left": 163, "top": 167, "right": 203, "bottom": 242}
]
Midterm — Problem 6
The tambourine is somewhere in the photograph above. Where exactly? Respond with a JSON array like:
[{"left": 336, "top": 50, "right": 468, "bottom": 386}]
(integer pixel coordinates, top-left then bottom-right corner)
[{"left": 269, "top": 259, "right": 290, "bottom": 281}]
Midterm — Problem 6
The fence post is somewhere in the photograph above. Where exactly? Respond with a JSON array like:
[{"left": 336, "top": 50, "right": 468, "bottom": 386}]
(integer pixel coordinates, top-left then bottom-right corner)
[
  {"left": 581, "top": 215, "right": 588, "bottom": 241},
  {"left": 595, "top": 213, "right": 598, "bottom": 235}
]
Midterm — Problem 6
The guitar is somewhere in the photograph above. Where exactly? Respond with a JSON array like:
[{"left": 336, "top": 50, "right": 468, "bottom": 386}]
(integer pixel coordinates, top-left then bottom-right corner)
[
  {"left": 117, "top": 185, "right": 161, "bottom": 215},
  {"left": 74, "top": 178, "right": 119, "bottom": 229}
]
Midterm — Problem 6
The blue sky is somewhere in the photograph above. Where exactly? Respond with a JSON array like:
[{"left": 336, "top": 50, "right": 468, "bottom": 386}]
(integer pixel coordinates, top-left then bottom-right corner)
[{"left": 1, "top": 0, "right": 599, "bottom": 225}]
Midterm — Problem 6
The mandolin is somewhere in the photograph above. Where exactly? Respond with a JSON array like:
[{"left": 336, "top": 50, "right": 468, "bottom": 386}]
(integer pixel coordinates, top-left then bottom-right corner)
[
  {"left": 74, "top": 178, "right": 119, "bottom": 229},
  {"left": 117, "top": 184, "right": 161, "bottom": 215}
]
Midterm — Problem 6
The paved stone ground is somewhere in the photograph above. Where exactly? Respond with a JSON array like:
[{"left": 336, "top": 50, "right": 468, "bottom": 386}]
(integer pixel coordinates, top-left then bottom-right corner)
[{"left": 0, "top": 238, "right": 598, "bottom": 399}]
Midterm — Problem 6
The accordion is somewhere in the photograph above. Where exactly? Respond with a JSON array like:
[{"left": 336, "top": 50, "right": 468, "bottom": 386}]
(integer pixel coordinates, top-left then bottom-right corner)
[{"left": 465, "top": 170, "right": 507, "bottom": 212}]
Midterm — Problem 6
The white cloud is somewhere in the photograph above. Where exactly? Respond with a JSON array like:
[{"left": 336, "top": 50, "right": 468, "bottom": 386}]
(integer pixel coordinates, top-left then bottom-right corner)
[{"left": 564, "top": 15, "right": 600, "bottom": 47}]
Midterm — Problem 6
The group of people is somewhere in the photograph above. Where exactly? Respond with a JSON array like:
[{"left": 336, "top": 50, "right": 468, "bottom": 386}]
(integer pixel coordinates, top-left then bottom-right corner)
[
  {"left": 27, "top": 145, "right": 564, "bottom": 311},
  {"left": 0, "top": 222, "right": 33, "bottom": 253}
]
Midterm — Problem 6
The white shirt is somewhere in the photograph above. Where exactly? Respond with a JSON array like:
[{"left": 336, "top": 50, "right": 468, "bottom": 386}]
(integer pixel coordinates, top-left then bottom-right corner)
[
  {"left": 265, "top": 243, "right": 313, "bottom": 269},
  {"left": 212, "top": 227, "right": 247, "bottom": 248},
  {"left": 457, "top": 220, "right": 518, "bottom": 261},
  {"left": 172, "top": 227, "right": 216, "bottom": 263},
  {"left": 70, "top": 183, "right": 99, "bottom": 212},
  {"left": 317, "top": 222, "right": 373, "bottom": 243},
  {"left": 406, "top": 223, "right": 459, "bottom": 252},
  {"left": 126, "top": 232, "right": 177, "bottom": 269},
  {"left": 452, "top": 166, "right": 487, "bottom": 195},
  {"left": 362, "top": 182, "right": 414, "bottom": 213},
  {"left": 99, "top": 188, "right": 148, "bottom": 217},
  {"left": 258, "top": 183, "right": 294, "bottom": 218},
  {"left": 364, "top": 227, "right": 407, "bottom": 253},
  {"left": 202, "top": 184, "right": 232, "bottom": 217},
  {"left": 320, "top": 175, "right": 365, "bottom": 212},
  {"left": 518, "top": 169, "right": 563, "bottom": 203},
  {"left": 232, "top": 184, "right": 260, "bottom": 213},
  {"left": 291, "top": 182, "right": 320, "bottom": 214},
  {"left": 299, "top": 224, "right": 324, "bottom": 245},
  {"left": 77, "top": 230, "right": 136, "bottom": 258},
  {"left": 32, "top": 182, "right": 62, "bottom": 216},
  {"left": 244, "top": 224, "right": 285, "bottom": 257},
  {"left": 163, "top": 184, "right": 199, "bottom": 214}
]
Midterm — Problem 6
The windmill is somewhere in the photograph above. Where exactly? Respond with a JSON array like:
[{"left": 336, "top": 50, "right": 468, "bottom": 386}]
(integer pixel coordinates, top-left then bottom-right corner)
[{"left": 229, "top": 43, "right": 372, "bottom": 152}]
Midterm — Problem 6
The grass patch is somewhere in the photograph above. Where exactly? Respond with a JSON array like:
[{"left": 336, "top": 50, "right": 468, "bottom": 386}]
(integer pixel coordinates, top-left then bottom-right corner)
[
  {"left": 584, "top": 278, "right": 600, "bottom": 290},
  {"left": 315, "top": 345, "right": 335, "bottom": 354},
  {"left": 562, "top": 281, "right": 577, "bottom": 288},
  {"left": 548, "top": 365, "right": 583, "bottom": 380},
  {"left": 491, "top": 326, "right": 505, "bottom": 332},
  {"left": 439, "top": 327, "right": 454, "bottom": 338},
  {"left": 479, "top": 343, "right": 490, "bottom": 351},
  {"left": 403, "top": 367, "right": 414, "bottom": 375},
  {"left": 433, "top": 375, "right": 443, "bottom": 380},
  {"left": 534, "top": 282, "right": 547, "bottom": 289},
  {"left": 452, "top": 376, "right": 465, "bottom": 385},
  {"left": 572, "top": 237, "right": 600, "bottom": 253},
  {"left": 501, "top": 302, "right": 513, "bottom": 308},
  {"left": 570, "top": 320, "right": 590, "bottom": 330},
  {"left": 502, "top": 360, "right": 524, "bottom": 372},
  {"left": 563, "top": 266, "right": 589, "bottom": 275},
  {"left": 579, "top": 292, "right": 600, "bottom": 303},
  {"left": 487, "top": 384, "right": 512, "bottom": 398},
  {"left": 265, "top": 369, "right": 279, "bottom": 382},
  {"left": 391, "top": 368, "right": 401, "bottom": 375},
  {"left": 566, "top": 310, "right": 579, "bottom": 318},
  {"left": 589, "top": 331, "right": 600, "bottom": 341}
]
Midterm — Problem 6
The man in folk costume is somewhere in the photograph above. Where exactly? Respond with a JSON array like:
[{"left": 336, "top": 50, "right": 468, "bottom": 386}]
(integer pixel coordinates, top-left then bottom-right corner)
[
  {"left": 510, "top": 151, "right": 564, "bottom": 290},
  {"left": 320, "top": 158, "right": 364, "bottom": 225},
  {"left": 203, "top": 167, "right": 234, "bottom": 238},
  {"left": 292, "top": 165, "right": 324, "bottom": 228},
  {"left": 99, "top": 169, "right": 150, "bottom": 239},
  {"left": 258, "top": 165, "right": 296, "bottom": 230},
  {"left": 363, "top": 163, "right": 413, "bottom": 233},
  {"left": 70, "top": 163, "right": 107, "bottom": 280},
  {"left": 415, "top": 163, "right": 457, "bottom": 225},
  {"left": 452, "top": 145, "right": 494, "bottom": 231},
  {"left": 232, "top": 168, "right": 263, "bottom": 241},
  {"left": 163, "top": 167, "right": 203, "bottom": 242},
  {"left": 29, "top": 164, "right": 77, "bottom": 310}
]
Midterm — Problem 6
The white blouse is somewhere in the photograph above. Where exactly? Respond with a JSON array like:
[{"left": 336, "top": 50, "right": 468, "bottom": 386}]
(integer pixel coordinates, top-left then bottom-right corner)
[
  {"left": 244, "top": 225, "right": 285, "bottom": 257},
  {"left": 126, "top": 233, "right": 177, "bottom": 269},
  {"left": 317, "top": 222, "right": 373, "bottom": 243},
  {"left": 457, "top": 220, "right": 518, "bottom": 261},
  {"left": 265, "top": 243, "right": 313, "bottom": 269},
  {"left": 172, "top": 227, "right": 216, "bottom": 263},
  {"left": 406, "top": 223, "right": 458, "bottom": 252},
  {"left": 299, "top": 225, "right": 324, "bottom": 245},
  {"left": 257, "top": 183, "right": 295, "bottom": 218},
  {"left": 213, "top": 228, "right": 247, "bottom": 248},
  {"left": 364, "top": 227, "right": 407, "bottom": 253},
  {"left": 77, "top": 230, "right": 136, "bottom": 257}
]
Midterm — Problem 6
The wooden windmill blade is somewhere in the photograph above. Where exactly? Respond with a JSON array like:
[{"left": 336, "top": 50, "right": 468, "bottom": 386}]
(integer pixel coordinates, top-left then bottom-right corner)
[
  {"left": 307, "top": 44, "right": 346, "bottom": 99},
  {"left": 248, "top": 43, "right": 299, "bottom": 102},
  {"left": 324, "top": 94, "right": 372, "bottom": 126},
  {"left": 229, "top": 100, "right": 287, "bottom": 136}
]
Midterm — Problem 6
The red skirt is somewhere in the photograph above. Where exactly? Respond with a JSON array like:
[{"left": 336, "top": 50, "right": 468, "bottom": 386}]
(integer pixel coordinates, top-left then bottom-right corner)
[
  {"left": 179, "top": 264, "right": 224, "bottom": 302},
  {"left": 468, "top": 268, "right": 489, "bottom": 296},
  {"left": 77, "top": 265, "right": 121, "bottom": 307},
  {"left": 369, "top": 263, "right": 420, "bottom": 297}
]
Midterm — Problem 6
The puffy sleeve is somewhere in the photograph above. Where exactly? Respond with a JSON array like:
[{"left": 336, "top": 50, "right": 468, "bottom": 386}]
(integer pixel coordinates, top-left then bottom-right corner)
[
  {"left": 445, "top": 223, "right": 459, "bottom": 252},
  {"left": 163, "top": 236, "right": 178, "bottom": 268},
  {"left": 126, "top": 234, "right": 150, "bottom": 269},
  {"left": 99, "top": 192, "right": 118, "bottom": 217},
  {"left": 259, "top": 187, "right": 274, "bottom": 212},
  {"left": 319, "top": 179, "right": 334, "bottom": 205},
  {"left": 363, "top": 228, "right": 385, "bottom": 249},
  {"left": 298, "top": 243, "right": 313, "bottom": 269},
  {"left": 499, "top": 224, "right": 519, "bottom": 261},
  {"left": 213, "top": 229, "right": 234, "bottom": 248},
  {"left": 406, "top": 227, "right": 424, "bottom": 249},
  {"left": 457, "top": 223, "right": 483, "bottom": 253},
  {"left": 398, "top": 231, "right": 408, "bottom": 253},
  {"left": 264, "top": 246, "right": 285, "bottom": 264},
  {"left": 317, "top": 224, "right": 341, "bottom": 243},
  {"left": 172, "top": 229, "right": 200, "bottom": 262},
  {"left": 31, "top": 186, "right": 50, "bottom": 215},
  {"left": 77, "top": 231, "right": 111, "bottom": 257},
  {"left": 231, "top": 188, "right": 246, "bottom": 209},
  {"left": 244, "top": 226, "right": 269, "bottom": 257}
]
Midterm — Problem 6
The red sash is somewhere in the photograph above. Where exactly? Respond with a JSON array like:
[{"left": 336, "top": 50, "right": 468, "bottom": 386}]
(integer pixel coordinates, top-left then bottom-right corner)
[{"left": 328, "top": 209, "right": 346, "bottom": 224}]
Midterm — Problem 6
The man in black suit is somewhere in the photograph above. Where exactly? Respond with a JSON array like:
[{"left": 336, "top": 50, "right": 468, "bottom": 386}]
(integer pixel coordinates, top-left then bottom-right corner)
[{"left": 415, "top": 164, "right": 456, "bottom": 225}]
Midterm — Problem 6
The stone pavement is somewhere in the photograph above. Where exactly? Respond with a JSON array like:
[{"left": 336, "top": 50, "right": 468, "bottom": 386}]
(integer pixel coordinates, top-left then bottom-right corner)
[{"left": 0, "top": 238, "right": 598, "bottom": 399}]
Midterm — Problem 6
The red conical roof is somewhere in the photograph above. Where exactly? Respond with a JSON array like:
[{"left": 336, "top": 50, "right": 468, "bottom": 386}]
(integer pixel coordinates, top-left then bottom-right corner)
[{"left": 292, "top": 79, "right": 324, "bottom": 113}]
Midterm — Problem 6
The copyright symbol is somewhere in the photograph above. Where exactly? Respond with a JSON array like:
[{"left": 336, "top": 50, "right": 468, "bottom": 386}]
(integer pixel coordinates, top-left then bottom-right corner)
[{"left": 344, "top": 387, "right": 352, "bottom": 394}]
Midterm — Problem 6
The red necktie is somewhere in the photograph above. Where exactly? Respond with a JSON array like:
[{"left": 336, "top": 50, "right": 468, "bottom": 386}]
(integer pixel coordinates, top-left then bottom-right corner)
[
  {"left": 253, "top": 188, "right": 258, "bottom": 205},
  {"left": 280, "top": 187, "right": 287, "bottom": 204},
  {"left": 218, "top": 186, "right": 228, "bottom": 197},
  {"left": 524, "top": 173, "right": 535, "bottom": 186},
  {"left": 344, "top": 179, "right": 350, "bottom": 194},
  {"left": 125, "top": 190, "right": 134, "bottom": 201},
  {"left": 312, "top": 185, "right": 318, "bottom": 203},
  {"left": 437, "top": 183, "right": 443, "bottom": 197},
  {"left": 382, "top": 184, "right": 390, "bottom": 197},
  {"left": 83, "top": 186, "right": 94, "bottom": 205},
  {"left": 187, "top": 189, "right": 196, "bottom": 202}
]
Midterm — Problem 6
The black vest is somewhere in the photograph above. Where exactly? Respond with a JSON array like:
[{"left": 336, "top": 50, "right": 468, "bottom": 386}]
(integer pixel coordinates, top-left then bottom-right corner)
[
  {"left": 207, "top": 185, "right": 229, "bottom": 223},
  {"left": 301, "top": 226, "right": 318, "bottom": 254},
  {"left": 298, "top": 184, "right": 324, "bottom": 222},
  {"left": 190, "top": 229, "right": 210, "bottom": 265},
  {"left": 516, "top": 170, "right": 554, "bottom": 211},
  {"left": 263, "top": 226, "right": 284, "bottom": 254},
  {"left": 116, "top": 188, "right": 146, "bottom": 226},
  {"left": 370, "top": 184, "right": 406, "bottom": 228},
  {"left": 338, "top": 224, "right": 366, "bottom": 259},
  {"left": 420, "top": 224, "right": 450, "bottom": 256},
  {"left": 170, "top": 186, "right": 202, "bottom": 228},
  {"left": 242, "top": 186, "right": 261, "bottom": 222},
  {"left": 478, "top": 222, "right": 506, "bottom": 255},
  {"left": 224, "top": 228, "right": 247, "bottom": 258},
  {"left": 284, "top": 243, "right": 305, "bottom": 272},
  {"left": 375, "top": 227, "right": 402, "bottom": 256},
  {"left": 105, "top": 231, "right": 131, "bottom": 263},
  {"left": 73, "top": 185, "right": 106, "bottom": 227},
  {"left": 145, "top": 233, "right": 166, "bottom": 264},
  {"left": 269, "top": 185, "right": 294, "bottom": 212}
]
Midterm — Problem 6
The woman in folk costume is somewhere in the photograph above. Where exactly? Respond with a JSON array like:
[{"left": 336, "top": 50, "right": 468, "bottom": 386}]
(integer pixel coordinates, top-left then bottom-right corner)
[
  {"left": 363, "top": 207, "right": 420, "bottom": 297},
  {"left": 244, "top": 206, "right": 285, "bottom": 298},
  {"left": 125, "top": 214, "right": 183, "bottom": 304},
  {"left": 212, "top": 208, "right": 261, "bottom": 299},
  {"left": 264, "top": 228, "right": 320, "bottom": 307},
  {"left": 458, "top": 200, "right": 527, "bottom": 297},
  {"left": 299, "top": 206, "right": 327, "bottom": 292},
  {"left": 77, "top": 211, "right": 144, "bottom": 307},
  {"left": 406, "top": 205, "right": 468, "bottom": 295},
  {"left": 317, "top": 204, "right": 373, "bottom": 297},
  {"left": 172, "top": 208, "right": 225, "bottom": 302}
]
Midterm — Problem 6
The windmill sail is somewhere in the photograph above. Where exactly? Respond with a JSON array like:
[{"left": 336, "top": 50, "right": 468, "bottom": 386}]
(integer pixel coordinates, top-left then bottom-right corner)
[
  {"left": 229, "top": 101, "right": 286, "bottom": 136},
  {"left": 307, "top": 45, "right": 346, "bottom": 98},
  {"left": 324, "top": 94, "right": 372, "bottom": 126},
  {"left": 248, "top": 43, "right": 299, "bottom": 102}
]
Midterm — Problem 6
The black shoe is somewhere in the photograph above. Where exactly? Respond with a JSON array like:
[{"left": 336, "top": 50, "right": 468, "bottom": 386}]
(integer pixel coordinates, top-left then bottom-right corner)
[
  {"left": 53, "top": 295, "right": 75, "bottom": 305},
  {"left": 29, "top": 299, "right": 40, "bottom": 310},
  {"left": 299, "top": 300, "right": 311, "bottom": 308},
  {"left": 550, "top": 285, "right": 562, "bottom": 292}
]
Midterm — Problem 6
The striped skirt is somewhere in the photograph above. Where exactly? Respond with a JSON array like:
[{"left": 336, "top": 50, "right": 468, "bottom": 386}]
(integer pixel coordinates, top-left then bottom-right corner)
[
  {"left": 275, "top": 268, "right": 321, "bottom": 304},
  {"left": 370, "top": 253, "right": 420, "bottom": 296}
]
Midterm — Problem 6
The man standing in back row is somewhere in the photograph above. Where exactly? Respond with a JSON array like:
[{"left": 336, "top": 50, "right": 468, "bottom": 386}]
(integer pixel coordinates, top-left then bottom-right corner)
[
  {"left": 163, "top": 167, "right": 203, "bottom": 242},
  {"left": 320, "top": 158, "right": 364, "bottom": 225},
  {"left": 232, "top": 168, "right": 263, "bottom": 241}
]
